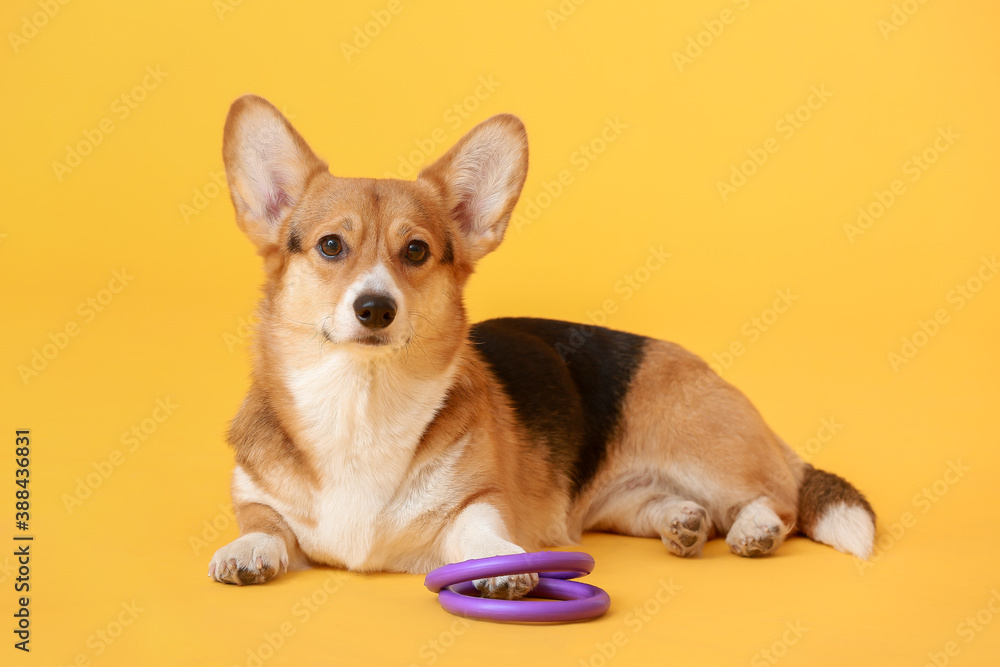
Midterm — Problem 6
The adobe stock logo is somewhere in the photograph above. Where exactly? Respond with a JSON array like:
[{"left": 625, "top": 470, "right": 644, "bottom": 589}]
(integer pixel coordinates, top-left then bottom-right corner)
[
  {"left": 887, "top": 255, "right": 997, "bottom": 372},
  {"left": 51, "top": 66, "right": 169, "bottom": 182},
  {"left": 855, "top": 459, "right": 969, "bottom": 574},
  {"left": 510, "top": 116, "right": 628, "bottom": 233},
  {"left": 340, "top": 0, "right": 412, "bottom": 62},
  {"left": 555, "top": 245, "right": 670, "bottom": 363},
  {"left": 750, "top": 620, "right": 809, "bottom": 667},
  {"left": 61, "top": 397, "right": 179, "bottom": 514},
  {"left": 843, "top": 127, "right": 959, "bottom": 243},
  {"left": 672, "top": 0, "right": 755, "bottom": 73},
  {"left": 382, "top": 75, "right": 502, "bottom": 180},
  {"left": 234, "top": 573, "right": 349, "bottom": 667},
  {"left": 7, "top": 0, "right": 72, "bottom": 54},
  {"left": 716, "top": 85, "right": 833, "bottom": 202},
  {"left": 56, "top": 600, "right": 145, "bottom": 665},
  {"left": 709, "top": 288, "right": 799, "bottom": 375},
  {"left": 545, "top": 0, "right": 589, "bottom": 29},
  {"left": 576, "top": 578, "right": 681, "bottom": 667},
  {"left": 179, "top": 171, "right": 228, "bottom": 224},
  {"left": 922, "top": 589, "right": 1000, "bottom": 667},
  {"left": 18, "top": 269, "right": 135, "bottom": 385},
  {"left": 878, "top": 0, "right": 933, "bottom": 40}
]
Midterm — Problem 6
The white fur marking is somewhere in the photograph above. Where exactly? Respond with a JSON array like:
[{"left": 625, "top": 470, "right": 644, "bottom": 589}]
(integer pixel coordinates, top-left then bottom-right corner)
[
  {"left": 330, "top": 264, "right": 406, "bottom": 344},
  {"left": 281, "top": 351, "right": 459, "bottom": 569},
  {"left": 812, "top": 502, "right": 875, "bottom": 559}
]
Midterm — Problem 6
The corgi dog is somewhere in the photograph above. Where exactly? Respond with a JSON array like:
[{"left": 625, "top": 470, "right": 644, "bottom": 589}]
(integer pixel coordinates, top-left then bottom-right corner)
[{"left": 208, "top": 95, "right": 876, "bottom": 598}]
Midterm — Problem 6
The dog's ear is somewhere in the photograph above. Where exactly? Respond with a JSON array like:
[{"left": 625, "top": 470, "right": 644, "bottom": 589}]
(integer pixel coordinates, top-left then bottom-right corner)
[
  {"left": 222, "top": 95, "right": 327, "bottom": 251},
  {"left": 419, "top": 114, "right": 528, "bottom": 263}
]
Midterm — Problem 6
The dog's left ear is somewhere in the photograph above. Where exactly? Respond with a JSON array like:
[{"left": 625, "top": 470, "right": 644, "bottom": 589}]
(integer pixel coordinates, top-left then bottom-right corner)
[{"left": 419, "top": 114, "right": 528, "bottom": 262}]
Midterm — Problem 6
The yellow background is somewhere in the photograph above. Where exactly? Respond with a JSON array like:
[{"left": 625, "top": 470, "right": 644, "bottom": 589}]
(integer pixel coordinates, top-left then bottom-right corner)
[{"left": 2, "top": 0, "right": 998, "bottom": 665}]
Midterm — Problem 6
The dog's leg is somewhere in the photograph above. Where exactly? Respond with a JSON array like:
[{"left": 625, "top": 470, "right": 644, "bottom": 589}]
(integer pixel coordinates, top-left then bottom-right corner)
[
  {"left": 725, "top": 497, "right": 795, "bottom": 557},
  {"left": 443, "top": 501, "right": 538, "bottom": 600},
  {"left": 208, "top": 502, "right": 304, "bottom": 585},
  {"left": 591, "top": 490, "right": 715, "bottom": 557}
]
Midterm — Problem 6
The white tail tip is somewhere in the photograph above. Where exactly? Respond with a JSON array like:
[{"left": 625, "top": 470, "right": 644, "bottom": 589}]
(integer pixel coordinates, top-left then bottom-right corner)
[{"left": 811, "top": 502, "right": 875, "bottom": 559}]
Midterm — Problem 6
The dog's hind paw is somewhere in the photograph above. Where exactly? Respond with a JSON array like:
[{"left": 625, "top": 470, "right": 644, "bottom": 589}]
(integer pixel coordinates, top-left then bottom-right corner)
[
  {"left": 726, "top": 500, "right": 788, "bottom": 558},
  {"left": 659, "top": 501, "right": 712, "bottom": 557}
]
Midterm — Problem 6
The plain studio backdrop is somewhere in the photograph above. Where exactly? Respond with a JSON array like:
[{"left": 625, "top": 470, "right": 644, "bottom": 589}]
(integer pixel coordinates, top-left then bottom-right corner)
[{"left": 1, "top": 1, "right": 998, "bottom": 665}]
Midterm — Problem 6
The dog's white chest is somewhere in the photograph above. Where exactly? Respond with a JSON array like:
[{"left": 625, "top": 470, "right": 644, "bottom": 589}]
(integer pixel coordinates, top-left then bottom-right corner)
[
  {"left": 280, "top": 352, "right": 456, "bottom": 570},
  {"left": 294, "top": 467, "right": 396, "bottom": 570}
]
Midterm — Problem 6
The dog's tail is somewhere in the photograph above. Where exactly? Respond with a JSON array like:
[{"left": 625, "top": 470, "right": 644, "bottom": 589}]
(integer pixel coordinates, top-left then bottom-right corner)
[{"left": 796, "top": 464, "right": 876, "bottom": 559}]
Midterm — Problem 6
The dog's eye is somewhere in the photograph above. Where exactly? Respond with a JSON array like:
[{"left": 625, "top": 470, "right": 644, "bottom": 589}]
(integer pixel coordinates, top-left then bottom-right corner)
[
  {"left": 405, "top": 240, "right": 429, "bottom": 264},
  {"left": 318, "top": 235, "right": 343, "bottom": 258}
]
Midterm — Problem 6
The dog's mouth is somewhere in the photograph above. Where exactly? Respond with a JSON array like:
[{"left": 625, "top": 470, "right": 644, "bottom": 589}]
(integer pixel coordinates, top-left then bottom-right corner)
[
  {"left": 353, "top": 333, "right": 392, "bottom": 346},
  {"left": 321, "top": 325, "right": 395, "bottom": 349}
]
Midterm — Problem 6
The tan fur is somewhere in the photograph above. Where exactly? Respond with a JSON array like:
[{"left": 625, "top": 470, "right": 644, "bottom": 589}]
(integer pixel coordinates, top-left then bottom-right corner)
[
  {"left": 566, "top": 341, "right": 803, "bottom": 556},
  {"left": 208, "top": 95, "right": 875, "bottom": 593}
]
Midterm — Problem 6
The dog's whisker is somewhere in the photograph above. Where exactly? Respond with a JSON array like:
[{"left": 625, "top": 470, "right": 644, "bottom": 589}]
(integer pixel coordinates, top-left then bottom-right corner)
[
  {"left": 297, "top": 328, "right": 321, "bottom": 359},
  {"left": 411, "top": 331, "right": 443, "bottom": 344},
  {"left": 410, "top": 329, "right": 431, "bottom": 361},
  {"left": 410, "top": 310, "right": 444, "bottom": 336},
  {"left": 281, "top": 313, "right": 317, "bottom": 327},
  {"left": 317, "top": 316, "right": 332, "bottom": 361}
]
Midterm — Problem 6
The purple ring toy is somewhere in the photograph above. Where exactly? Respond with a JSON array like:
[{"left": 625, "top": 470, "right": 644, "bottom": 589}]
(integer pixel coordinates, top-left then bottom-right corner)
[{"left": 424, "top": 551, "right": 610, "bottom": 623}]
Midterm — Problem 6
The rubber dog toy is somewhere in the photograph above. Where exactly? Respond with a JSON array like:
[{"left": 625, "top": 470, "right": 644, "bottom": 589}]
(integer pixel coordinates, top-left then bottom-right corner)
[{"left": 424, "top": 551, "right": 610, "bottom": 623}]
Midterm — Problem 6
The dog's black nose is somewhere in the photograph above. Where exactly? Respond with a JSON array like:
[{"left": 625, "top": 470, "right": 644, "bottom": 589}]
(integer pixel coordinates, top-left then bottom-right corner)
[{"left": 353, "top": 294, "right": 397, "bottom": 329}]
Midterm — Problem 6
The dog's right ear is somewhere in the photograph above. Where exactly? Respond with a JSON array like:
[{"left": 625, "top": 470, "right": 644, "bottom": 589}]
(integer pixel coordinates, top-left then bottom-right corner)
[{"left": 222, "top": 95, "right": 327, "bottom": 251}]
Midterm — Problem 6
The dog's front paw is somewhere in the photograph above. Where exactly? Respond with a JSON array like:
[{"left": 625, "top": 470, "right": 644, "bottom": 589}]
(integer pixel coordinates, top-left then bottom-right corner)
[
  {"left": 208, "top": 532, "right": 288, "bottom": 585},
  {"left": 474, "top": 571, "right": 539, "bottom": 600}
]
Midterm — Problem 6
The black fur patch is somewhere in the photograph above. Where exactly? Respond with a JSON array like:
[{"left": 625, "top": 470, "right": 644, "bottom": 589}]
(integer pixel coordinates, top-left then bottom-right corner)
[
  {"left": 287, "top": 229, "right": 302, "bottom": 253},
  {"left": 470, "top": 318, "right": 647, "bottom": 496}
]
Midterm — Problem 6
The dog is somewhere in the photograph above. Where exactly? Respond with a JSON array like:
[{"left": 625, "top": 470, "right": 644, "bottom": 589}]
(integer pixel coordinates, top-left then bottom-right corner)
[{"left": 208, "top": 95, "right": 876, "bottom": 598}]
